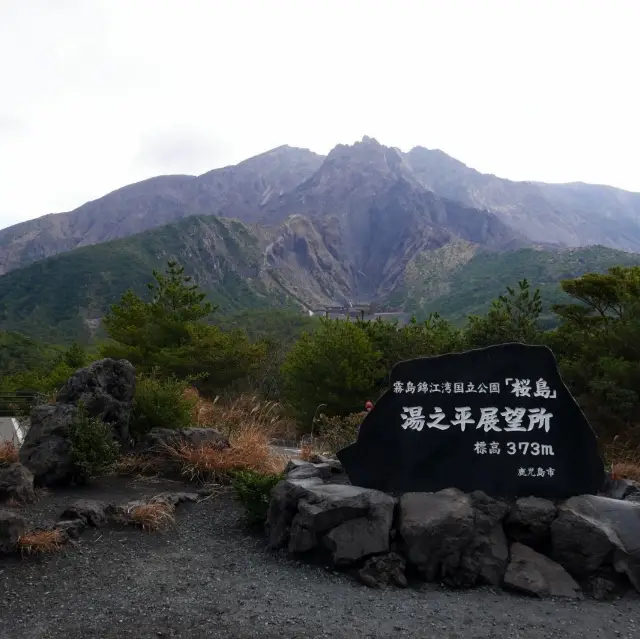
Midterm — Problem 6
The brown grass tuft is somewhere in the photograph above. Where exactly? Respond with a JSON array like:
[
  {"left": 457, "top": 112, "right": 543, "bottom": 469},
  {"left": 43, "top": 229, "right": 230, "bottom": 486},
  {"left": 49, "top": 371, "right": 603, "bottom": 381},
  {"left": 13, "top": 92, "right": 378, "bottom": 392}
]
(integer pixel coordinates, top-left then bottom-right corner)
[
  {"left": 169, "top": 423, "right": 287, "bottom": 482},
  {"left": 115, "top": 454, "right": 162, "bottom": 477},
  {"left": 0, "top": 441, "right": 19, "bottom": 465},
  {"left": 606, "top": 437, "right": 640, "bottom": 481},
  {"left": 129, "top": 501, "right": 175, "bottom": 531},
  {"left": 611, "top": 461, "right": 640, "bottom": 482},
  {"left": 18, "top": 529, "right": 65, "bottom": 555},
  {"left": 185, "top": 390, "right": 297, "bottom": 441},
  {"left": 299, "top": 438, "right": 315, "bottom": 462}
]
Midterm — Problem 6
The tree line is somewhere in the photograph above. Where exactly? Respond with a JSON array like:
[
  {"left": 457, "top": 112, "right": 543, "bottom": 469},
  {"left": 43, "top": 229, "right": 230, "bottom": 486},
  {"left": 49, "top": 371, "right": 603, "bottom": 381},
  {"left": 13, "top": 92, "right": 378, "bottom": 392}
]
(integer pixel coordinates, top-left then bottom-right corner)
[{"left": 1, "top": 260, "right": 639, "bottom": 447}]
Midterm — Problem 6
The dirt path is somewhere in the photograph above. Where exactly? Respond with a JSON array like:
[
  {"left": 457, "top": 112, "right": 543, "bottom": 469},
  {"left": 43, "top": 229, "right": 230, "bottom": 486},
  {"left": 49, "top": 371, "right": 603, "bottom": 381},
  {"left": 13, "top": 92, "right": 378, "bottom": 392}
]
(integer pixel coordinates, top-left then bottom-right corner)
[{"left": 1, "top": 476, "right": 639, "bottom": 639}]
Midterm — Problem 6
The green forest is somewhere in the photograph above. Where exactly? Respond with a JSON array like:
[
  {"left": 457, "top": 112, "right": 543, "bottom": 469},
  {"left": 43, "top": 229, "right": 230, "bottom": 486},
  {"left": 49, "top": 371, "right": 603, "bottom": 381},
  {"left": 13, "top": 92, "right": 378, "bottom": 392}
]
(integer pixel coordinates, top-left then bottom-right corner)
[{"left": 2, "top": 260, "right": 640, "bottom": 461}]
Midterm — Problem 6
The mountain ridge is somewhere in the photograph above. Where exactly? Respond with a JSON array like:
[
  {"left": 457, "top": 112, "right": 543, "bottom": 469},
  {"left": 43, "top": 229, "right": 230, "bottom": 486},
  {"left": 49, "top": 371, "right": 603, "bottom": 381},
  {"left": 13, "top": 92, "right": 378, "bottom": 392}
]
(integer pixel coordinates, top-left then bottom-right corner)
[{"left": 2, "top": 136, "right": 640, "bottom": 277}]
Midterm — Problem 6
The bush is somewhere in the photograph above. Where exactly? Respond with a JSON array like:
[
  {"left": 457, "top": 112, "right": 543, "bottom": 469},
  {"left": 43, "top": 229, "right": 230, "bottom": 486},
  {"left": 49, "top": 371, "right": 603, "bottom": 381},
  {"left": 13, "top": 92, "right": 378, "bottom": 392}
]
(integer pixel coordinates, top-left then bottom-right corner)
[
  {"left": 129, "top": 375, "right": 196, "bottom": 441},
  {"left": 316, "top": 412, "right": 364, "bottom": 453},
  {"left": 282, "top": 318, "right": 383, "bottom": 425},
  {"left": 231, "top": 469, "right": 284, "bottom": 526},
  {"left": 68, "top": 404, "right": 120, "bottom": 482}
]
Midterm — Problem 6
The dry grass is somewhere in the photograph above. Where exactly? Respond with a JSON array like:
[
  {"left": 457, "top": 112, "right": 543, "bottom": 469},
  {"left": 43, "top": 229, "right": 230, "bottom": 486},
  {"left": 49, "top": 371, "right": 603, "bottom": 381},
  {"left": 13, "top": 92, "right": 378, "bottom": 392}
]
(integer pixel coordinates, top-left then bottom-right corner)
[
  {"left": 18, "top": 529, "right": 65, "bottom": 555},
  {"left": 605, "top": 437, "right": 640, "bottom": 481},
  {"left": 185, "top": 390, "right": 297, "bottom": 440},
  {"left": 129, "top": 501, "right": 175, "bottom": 531},
  {"left": 169, "top": 423, "right": 287, "bottom": 482},
  {"left": 0, "top": 441, "right": 19, "bottom": 465},
  {"left": 115, "top": 454, "right": 162, "bottom": 477},
  {"left": 299, "top": 438, "right": 315, "bottom": 461}
]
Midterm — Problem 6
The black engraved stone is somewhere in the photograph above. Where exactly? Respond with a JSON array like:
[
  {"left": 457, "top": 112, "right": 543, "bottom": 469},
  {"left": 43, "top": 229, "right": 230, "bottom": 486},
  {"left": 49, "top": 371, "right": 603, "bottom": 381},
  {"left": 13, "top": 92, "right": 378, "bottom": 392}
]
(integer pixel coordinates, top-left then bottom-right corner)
[{"left": 337, "top": 343, "right": 605, "bottom": 499}]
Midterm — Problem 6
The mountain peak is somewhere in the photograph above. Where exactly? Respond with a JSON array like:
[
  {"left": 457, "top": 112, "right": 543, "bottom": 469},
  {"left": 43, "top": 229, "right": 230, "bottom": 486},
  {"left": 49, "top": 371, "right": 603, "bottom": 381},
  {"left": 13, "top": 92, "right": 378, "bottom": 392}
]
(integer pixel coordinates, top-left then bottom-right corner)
[{"left": 359, "top": 135, "right": 381, "bottom": 146}]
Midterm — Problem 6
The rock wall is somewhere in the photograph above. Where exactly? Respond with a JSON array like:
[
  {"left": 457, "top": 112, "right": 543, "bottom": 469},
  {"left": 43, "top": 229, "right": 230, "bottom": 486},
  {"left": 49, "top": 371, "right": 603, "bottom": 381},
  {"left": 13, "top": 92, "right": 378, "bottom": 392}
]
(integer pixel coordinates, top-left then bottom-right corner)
[{"left": 267, "top": 461, "right": 640, "bottom": 598}]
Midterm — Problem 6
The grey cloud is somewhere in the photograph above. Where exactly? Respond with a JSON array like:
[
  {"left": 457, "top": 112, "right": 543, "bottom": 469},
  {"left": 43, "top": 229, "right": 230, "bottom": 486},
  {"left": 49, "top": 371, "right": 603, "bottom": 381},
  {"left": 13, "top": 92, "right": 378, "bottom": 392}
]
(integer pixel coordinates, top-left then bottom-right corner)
[{"left": 133, "top": 128, "right": 227, "bottom": 175}]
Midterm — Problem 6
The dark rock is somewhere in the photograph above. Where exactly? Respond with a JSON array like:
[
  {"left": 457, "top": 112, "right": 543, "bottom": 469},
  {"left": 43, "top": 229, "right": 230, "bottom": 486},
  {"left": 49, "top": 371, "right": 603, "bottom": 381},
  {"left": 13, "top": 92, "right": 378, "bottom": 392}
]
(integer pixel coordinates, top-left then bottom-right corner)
[
  {"left": 149, "top": 492, "right": 199, "bottom": 507},
  {"left": 288, "top": 463, "right": 331, "bottom": 481},
  {"left": 587, "top": 575, "right": 618, "bottom": 601},
  {"left": 267, "top": 478, "right": 394, "bottom": 565},
  {"left": 504, "top": 542, "right": 582, "bottom": 599},
  {"left": 266, "top": 477, "right": 324, "bottom": 549},
  {"left": 19, "top": 404, "right": 77, "bottom": 486},
  {"left": 0, "top": 508, "right": 26, "bottom": 553},
  {"left": 505, "top": 496, "right": 556, "bottom": 550},
  {"left": 287, "top": 465, "right": 324, "bottom": 481},
  {"left": 309, "top": 454, "right": 343, "bottom": 473},
  {"left": 0, "top": 462, "right": 35, "bottom": 504},
  {"left": 599, "top": 473, "right": 640, "bottom": 501},
  {"left": 323, "top": 515, "right": 391, "bottom": 565},
  {"left": 54, "top": 518, "right": 86, "bottom": 540},
  {"left": 357, "top": 552, "right": 408, "bottom": 589},
  {"left": 284, "top": 459, "right": 311, "bottom": 473},
  {"left": 60, "top": 499, "right": 110, "bottom": 527},
  {"left": 551, "top": 495, "right": 640, "bottom": 591},
  {"left": 289, "top": 484, "right": 395, "bottom": 565},
  {"left": 142, "top": 427, "right": 229, "bottom": 454},
  {"left": 56, "top": 358, "right": 136, "bottom": 445},
  {"left": 458, "top": 491, "right": 510, "bottom": 587},
  {"left": 398, "top": 488, "right": 475, "bottom": 583}
]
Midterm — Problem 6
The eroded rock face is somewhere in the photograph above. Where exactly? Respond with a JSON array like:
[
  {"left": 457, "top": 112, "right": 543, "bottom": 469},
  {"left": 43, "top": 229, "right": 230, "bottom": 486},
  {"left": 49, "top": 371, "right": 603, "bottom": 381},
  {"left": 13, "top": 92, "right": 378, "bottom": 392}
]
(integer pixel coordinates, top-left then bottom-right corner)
[
  {"left": 18, "top": 404, "right": 77, "bottom": 486},
  {"left": 0, "top": 462, "right": 35, "bottom": 504},
  {"left": 504, "top": 542, "right": 582, "bottom": 599},
  {"left": 551, "top": 495, "right": 640, "bottom": 591},
  {"left": 56, "top": 358, "right": 136, "bottom": 445}
]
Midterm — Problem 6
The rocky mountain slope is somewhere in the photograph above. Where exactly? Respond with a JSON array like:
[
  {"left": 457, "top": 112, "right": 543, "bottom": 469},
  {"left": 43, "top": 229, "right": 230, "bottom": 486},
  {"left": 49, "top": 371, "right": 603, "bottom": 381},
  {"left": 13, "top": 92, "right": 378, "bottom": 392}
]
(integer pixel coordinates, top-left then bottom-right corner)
[
  {"left": 0, "top": 209, "right": 637, "bottom": 344},
  {"left": 3, "top": 136, "right": 640, "bottom": 279},
  {"left": 0, "top": 145, "right": 324, "bottom": 276},
  {"left": 1, "top": 136, "right": 640, "bottom": 343},
  {"left": 404, "top": 147, "right": 640, "bottom": 251}
]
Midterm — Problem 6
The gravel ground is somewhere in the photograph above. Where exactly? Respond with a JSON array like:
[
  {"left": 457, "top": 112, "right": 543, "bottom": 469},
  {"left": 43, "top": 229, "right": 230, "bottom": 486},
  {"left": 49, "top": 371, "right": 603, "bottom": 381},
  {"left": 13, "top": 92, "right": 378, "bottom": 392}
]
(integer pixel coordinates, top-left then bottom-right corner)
[{"left": 1, "top": 476, "right": 639, "bottom": 639}]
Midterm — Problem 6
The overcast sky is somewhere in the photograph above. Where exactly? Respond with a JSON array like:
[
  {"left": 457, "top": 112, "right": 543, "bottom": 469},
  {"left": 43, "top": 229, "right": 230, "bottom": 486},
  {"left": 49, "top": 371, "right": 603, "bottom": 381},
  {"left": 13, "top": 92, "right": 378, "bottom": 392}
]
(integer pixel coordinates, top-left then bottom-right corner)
[{"left": 1, "top": 0, "right": 639, "bottom": 230}]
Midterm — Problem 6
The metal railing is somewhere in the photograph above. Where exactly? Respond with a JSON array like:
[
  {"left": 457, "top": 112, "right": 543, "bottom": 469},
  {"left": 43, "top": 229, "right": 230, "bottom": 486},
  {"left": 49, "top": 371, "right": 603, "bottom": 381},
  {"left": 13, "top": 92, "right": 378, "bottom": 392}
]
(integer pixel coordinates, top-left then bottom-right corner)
[{"left": 0, "top": 392, "right": 47, "bottom": 417}]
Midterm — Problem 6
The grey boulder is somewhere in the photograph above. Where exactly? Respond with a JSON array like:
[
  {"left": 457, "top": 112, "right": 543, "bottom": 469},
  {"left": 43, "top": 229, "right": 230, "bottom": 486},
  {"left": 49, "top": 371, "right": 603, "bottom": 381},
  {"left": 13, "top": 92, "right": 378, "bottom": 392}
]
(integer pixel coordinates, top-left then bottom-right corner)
[
  {"left": 287, "top": 463, "right": 332, "bottom": 481},
  {"left": 19, "top": 404, "right": 77, "bottom": 486},
  {"left": 0, "top": 508, "right": 26, "bottom": 553},
  {"left": 458, "top": 491, "right": 510, "bottom": 587},
  {"left": 505, "top": 496, "right": 557, "bottom": 551},
  {"left": 504, "top": 542, "right": 582, "bottom": 599},
  {"left": 398, "top": 488, "right": 476, "bottom": 584},
  {"left": 0, "top": 462, "right": 35, "bottom": 504},
  {"left": 551, "top": 495, "right": 640, "bottom": 591},
  {"left": 60, "top": 499, "right": 110, "bottom": 527},
  {"left": 267, "top": 478, "right": 395, "bottom": 566}
]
